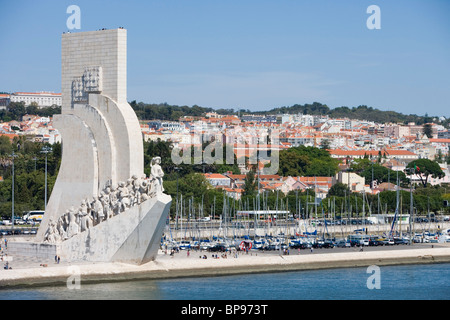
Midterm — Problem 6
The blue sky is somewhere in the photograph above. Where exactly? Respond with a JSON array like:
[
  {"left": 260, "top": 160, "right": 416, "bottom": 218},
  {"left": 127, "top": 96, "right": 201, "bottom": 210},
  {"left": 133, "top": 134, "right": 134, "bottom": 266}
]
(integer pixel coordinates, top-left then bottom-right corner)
[{"left": 1, "top": 0, "right": 449, "bottom": 116}]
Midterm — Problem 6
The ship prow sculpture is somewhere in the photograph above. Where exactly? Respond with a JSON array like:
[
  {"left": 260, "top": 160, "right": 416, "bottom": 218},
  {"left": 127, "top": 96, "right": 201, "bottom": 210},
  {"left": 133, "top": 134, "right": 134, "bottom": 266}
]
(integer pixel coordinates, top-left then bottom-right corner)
[{"left": 33, "top": 28, "right": 171, "bottom": 265}]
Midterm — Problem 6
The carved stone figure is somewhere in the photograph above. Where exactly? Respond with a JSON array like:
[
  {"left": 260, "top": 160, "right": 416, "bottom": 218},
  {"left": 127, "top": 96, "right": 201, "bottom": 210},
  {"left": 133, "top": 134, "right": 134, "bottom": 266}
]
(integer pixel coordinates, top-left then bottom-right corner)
[
  {"left": 46, "top": 173, "right": 162, "bottom": 243},
  {"left": 131, "top": 175, "right": 141, "bottom": 205},
  {"left": 138, "top": 179, "right": 149, "bottom": 203},
  {"left": 150, "top": 157, "right": 164, "bottom": 194},
  {"left": 78, "top": 200, "right": 92, "bottom": 232},
  {"left": 118, "top": 181, "right": 130, "bottom": 212},
  {"left": 57, "top": 215, "right": 68, "bottom": 240},
  {"left": 44, "top": 219, "right": 58, "bottom": 244},
  {"left": 102, "top": 188, "right": 113, "bottom": 219},
  {"left": 110, "top": 183, "right": 120, "bottom": 216},
  {"left": 126, "top": 178, "right": 136, "bottom": 206},
  {"left": 67, "top": 206, "right": 80, "bottom": 238},
  {"left": 92, "top": 195, "right": 104, "bottom": 225}
]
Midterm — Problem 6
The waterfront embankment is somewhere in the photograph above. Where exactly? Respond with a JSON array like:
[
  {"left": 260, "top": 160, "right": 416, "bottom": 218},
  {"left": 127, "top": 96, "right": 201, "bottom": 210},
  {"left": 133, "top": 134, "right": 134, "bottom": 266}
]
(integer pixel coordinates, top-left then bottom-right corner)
[{"left": 1, "top": 243, "right": 450, "bottom": 288}]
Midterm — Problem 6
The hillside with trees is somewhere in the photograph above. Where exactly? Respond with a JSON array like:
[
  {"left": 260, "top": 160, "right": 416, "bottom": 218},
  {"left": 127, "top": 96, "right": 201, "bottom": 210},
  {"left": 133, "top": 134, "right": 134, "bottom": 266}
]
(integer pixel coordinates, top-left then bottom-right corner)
[
  {"left": 129, "top": 100, "right": 448, "bottom": 127},
  {"left": 3, "top": 100, "right": 445, "bottom": 127}
]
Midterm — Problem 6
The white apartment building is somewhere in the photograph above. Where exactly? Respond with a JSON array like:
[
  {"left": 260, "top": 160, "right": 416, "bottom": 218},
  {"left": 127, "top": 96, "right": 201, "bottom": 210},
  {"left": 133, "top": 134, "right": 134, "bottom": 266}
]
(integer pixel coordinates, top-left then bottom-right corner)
[
  {"left": 334, "top": 171, "right": 366, "bottom": 193},
  {"left": 10, "top": 92, "right": 61, "bottom": 107},
  {"left": 384, "top": 125, "right": 414, "bottom": 139},
  {"left": 204, "top": 173, "right": 231, "bottom": 187}
]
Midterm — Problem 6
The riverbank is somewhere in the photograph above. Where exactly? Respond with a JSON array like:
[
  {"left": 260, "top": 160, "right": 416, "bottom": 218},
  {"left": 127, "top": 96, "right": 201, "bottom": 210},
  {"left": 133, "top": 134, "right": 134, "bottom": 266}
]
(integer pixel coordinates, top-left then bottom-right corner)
[{"left": 1, "top": 243, "right": 450, "bottom": 288}]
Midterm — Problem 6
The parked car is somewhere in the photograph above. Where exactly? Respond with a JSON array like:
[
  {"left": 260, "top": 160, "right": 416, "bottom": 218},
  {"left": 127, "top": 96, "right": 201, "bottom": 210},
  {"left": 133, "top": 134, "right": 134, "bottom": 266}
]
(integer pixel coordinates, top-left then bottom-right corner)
[
  {"left": 264, "top": 243, "right": 288, "bottom": 251},
  {"left": 210, "top": 244, "right": 228, "bottom": 252},
  {"left": 394, "top": 237, "right": 409, "bottom": 245},
  {"left": 13, "top": 218, "right": 25, "bottom": 225},
  {"left": 291, "top": 241, "right": 312, "bottom": 249},
  {"left": 1, "top": 220, "right": 12, "bottom": 226},
  {"left": 377, "top": 238, "right": 390, "bottom": 246},
  {"left": 336, "top": 240, "right": 351, "bottom": 248},
  {"left": 368, "top": 238, "right": 382, "bottom": 246},
  {"left": 322, "top": 239, "right": 335, "bottom": 248},
  {"left": 312, "top": 239, "right": 335, "bottom": 249}
]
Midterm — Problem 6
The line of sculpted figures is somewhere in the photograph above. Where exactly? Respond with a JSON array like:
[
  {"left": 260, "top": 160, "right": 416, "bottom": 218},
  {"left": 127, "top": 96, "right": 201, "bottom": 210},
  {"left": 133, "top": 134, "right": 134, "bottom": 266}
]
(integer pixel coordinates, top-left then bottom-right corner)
[{"left": 43, "top": 157, "right": 164, "bottom": 244}]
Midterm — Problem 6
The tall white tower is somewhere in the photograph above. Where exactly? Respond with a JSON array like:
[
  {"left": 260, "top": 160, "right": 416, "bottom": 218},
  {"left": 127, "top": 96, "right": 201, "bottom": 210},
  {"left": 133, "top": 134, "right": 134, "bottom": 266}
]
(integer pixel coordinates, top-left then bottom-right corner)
[{"left": 37, "top": 28, "right": 144, "bottom": 241}]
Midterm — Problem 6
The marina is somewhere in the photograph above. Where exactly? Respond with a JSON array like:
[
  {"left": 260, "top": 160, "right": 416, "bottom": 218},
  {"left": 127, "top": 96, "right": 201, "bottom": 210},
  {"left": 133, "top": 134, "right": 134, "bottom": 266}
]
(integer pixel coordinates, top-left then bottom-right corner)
[
  {"left": 162, "top": 194, "right": 450, "bottom": 254},
  {"left": 163, "top": 175, "right": 450, "bottom": 255},
  {"left": 163, "top": 219, "right": 450, "bottom": 255}
]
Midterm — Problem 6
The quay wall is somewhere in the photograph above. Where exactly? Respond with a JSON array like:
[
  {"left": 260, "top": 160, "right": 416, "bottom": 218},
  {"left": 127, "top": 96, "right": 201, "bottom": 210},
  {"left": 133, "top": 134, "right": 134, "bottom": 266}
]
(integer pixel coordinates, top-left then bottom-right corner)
[{"left": 1, "top": 246, "right": 450, "bottom": 288}]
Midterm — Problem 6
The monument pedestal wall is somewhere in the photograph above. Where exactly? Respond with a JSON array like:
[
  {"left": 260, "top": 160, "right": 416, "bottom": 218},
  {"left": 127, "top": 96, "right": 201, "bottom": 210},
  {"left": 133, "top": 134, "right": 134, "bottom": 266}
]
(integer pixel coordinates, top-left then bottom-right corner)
[
  {"left": 59, "top": 193, "right": 171, "bottom": 264},
  {"left": 8, "top": 241, "right": 58, "bottom": 260}
]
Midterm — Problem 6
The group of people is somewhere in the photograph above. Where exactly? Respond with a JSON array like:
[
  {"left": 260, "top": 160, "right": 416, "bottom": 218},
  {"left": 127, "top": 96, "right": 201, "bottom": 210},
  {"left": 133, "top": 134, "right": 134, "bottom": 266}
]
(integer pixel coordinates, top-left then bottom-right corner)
[
  {"left": 200, "top": 253, "right": 228, "bottom": 259},
  {"left": 44, "top": 156, "right": 166, "bottom": 244}
]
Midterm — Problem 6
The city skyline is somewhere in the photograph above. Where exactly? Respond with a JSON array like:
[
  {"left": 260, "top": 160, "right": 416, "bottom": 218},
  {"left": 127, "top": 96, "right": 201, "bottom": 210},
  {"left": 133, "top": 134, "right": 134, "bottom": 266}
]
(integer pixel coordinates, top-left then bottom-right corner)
[{"left": 1, "top": 0, "right": 449, "bottom": 116}]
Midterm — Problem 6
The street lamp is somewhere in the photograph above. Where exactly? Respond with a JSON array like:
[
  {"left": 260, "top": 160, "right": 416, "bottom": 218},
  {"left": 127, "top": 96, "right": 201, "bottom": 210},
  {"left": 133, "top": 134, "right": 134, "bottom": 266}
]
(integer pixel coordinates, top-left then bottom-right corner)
[
  {"left": 408, "top": 167, "right": 414, "bottom": 245},
  {"left": 32, "top": 156, "right": 37, "bottom": 171},
  {"left": 10, "top": 151, "right": 18, "bottom": 230},
  {"left": 41, "top": 145, "right": 52, "bottom": 211},
  {"left": 174, "top": 166, "right": 181, "bottom": 230}
]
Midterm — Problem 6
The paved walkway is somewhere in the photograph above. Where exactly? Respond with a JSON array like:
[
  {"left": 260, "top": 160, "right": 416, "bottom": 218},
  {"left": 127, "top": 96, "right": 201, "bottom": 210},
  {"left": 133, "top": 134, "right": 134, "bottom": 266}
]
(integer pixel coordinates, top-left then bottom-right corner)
[{"left": 1, "top": 241, "right": 447, "bottom": 270}]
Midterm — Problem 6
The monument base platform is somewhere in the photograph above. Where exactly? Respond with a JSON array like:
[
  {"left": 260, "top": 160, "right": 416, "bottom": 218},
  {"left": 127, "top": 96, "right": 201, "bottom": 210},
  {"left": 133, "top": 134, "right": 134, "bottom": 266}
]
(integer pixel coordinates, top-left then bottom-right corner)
[
  {"left": 8, "top": 241, "right": 58, "bottom": 260},
  {"left": 8, "top": 193, "right": 171, "bottom": 265}
]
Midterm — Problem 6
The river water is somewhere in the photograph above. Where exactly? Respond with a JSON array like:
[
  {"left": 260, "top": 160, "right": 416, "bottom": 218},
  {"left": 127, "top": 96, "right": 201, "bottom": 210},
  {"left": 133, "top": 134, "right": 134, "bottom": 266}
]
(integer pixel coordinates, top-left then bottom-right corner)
[{"left": 0, "top": 263, "right": 449, "bottom": 300}]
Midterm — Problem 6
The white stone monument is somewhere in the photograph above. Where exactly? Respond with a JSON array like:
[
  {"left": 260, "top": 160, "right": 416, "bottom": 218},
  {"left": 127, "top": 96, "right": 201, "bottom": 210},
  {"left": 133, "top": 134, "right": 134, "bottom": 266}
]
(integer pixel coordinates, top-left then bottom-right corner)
[{"left": 31, "top": 29, "right": 172, "bottom": 265}]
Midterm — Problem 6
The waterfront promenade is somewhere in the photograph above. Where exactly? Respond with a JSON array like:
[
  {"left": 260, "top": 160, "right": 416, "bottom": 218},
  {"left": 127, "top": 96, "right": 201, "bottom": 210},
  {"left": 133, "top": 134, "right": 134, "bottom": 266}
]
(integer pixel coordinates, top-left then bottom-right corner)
[{"left": 1, "top": 242, "right": 450, "bottom": 288}]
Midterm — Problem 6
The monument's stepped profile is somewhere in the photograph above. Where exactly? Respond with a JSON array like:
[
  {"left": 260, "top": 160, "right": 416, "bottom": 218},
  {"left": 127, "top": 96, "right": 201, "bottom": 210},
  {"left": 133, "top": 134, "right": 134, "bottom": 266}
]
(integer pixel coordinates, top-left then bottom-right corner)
[{"left": 10, "top": 28, "right": 171, "bottom": 265}]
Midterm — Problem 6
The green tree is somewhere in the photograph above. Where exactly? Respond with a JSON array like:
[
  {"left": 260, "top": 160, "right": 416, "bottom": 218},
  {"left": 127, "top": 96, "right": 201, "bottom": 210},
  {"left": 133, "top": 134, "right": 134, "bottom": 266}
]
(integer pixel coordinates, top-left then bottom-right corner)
[
  {"left": 423, "top": 123, "right": 433, "bottom": 138},
  {"left": 0, "top": 136, "right": 13, "bottom": 155},
  {"left": 320, "top": 139, "right": 330, "bottom": 150},
  {"left": 328, "top": 182, "right": 350, "bottom": 197},
  {"left": 7, "top": 102, "right": 26, "bottom": 120},
  {"left": 243, "top": 169, "right": 258, "bottom": 197},
  {"left": 277, "top": 149, "right": 310, "bottom": 176},
  {"left": 277, "top": 146, "right": 339, "bottom": 177},
  {"left": 175, "top": 173, "right": 210, "bottom": 201},
  {"left": 406, "top": 159, "right": 445, "bottom": 187}
]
